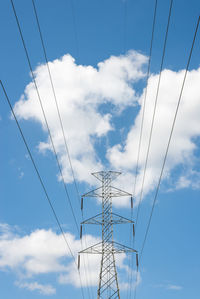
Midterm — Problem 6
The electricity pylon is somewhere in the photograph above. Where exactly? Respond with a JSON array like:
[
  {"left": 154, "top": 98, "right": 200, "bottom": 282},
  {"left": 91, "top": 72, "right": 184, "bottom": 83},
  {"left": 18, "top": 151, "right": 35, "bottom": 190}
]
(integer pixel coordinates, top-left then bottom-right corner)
[{"left": 78, "top": 171, "right": 138, "bottom": 299}]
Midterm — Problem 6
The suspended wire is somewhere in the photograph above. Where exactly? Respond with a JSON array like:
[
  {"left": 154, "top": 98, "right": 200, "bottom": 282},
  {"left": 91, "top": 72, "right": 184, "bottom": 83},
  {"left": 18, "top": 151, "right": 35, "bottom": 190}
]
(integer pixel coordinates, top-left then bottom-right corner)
[
  {"left": 31, "top": 0, "right": 80, "bottom": 206},
  {"left": 0, "top": 80, "right": 85, "bottom": 299},
  {"left": 132, "top": 0, "right": 158, "bottom": 207},
  {"left": 128, "top": 0, "right": 173, "bottom": 296},
  {"left": 135, "top": 0, "right": 174, "bottom": 230},
  {"left": 134, "top": 15, "right": 200, "bottom": 299},
  {"left": 30, "top": 1, "right": 93, "bottom": 298},
  {"left": 126, "top": 1, "right": 158, "bottom": 298},
  {"left": 140, "top": 14, "right": 200, "bottom": 266},
  {"left": 10, "top": 0, "right": 79, "bottom": 233}
]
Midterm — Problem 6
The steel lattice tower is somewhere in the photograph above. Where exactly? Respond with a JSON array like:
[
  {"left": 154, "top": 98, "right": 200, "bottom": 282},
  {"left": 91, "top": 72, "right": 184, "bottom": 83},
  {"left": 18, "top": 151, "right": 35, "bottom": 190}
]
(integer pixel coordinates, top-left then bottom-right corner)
[{"left": 78, "top": 171, "right": 138, "bottom": 299}]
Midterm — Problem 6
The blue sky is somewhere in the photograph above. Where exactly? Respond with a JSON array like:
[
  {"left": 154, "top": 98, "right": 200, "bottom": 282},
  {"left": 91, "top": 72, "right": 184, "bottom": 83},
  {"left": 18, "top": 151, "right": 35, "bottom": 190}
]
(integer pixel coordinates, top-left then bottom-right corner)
[{"left": 1, "top": 0, "right": 200, "bottom": 298}]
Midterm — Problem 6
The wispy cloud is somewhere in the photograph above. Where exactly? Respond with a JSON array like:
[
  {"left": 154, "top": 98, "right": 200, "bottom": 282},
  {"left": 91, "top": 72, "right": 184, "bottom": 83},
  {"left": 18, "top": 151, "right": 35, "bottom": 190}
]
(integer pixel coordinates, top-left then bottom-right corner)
[
  {"left": 18, "top": 167, "right": 24, "bottom": 179},
  {"left": 167, "top": 284, "right": 182, "bottom": 290},
  {"left": 16, "top": 281, "right": 56, "bottom": 295},
  {"left": 153, "top": 283, "right": 182, "bottom": 291}
]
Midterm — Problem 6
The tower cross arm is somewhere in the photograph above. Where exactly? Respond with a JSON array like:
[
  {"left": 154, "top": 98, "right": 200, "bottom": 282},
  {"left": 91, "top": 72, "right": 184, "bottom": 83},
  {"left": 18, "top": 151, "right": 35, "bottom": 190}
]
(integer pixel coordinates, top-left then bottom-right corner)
[
  {"left": 79, "top": 241, "right": 137, "bottom": 255},
  {"left": 82, "top": 186, "right": 102, "bottom": 198},
  {"left": 109, "top": 186, "right": 132, "bottom": 197},
  {"left": 81, "top": 212, "right": 134, "bottom": 225},
  {"left": 82, "top": 186, "right": 132, "bottom": 198},
  {"left": 91, "top": 171, "right": 121, "bottom": 182}
]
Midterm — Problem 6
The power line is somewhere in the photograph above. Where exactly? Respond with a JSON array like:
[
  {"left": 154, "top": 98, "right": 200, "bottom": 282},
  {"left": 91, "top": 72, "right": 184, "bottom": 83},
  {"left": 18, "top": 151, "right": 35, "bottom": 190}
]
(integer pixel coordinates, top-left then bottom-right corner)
[
  {"left": 132, "top": 0, "right": 158, "bottom": 205},
  {"left": 10, "top": 0, "right": 79, "bottom": 233},
  {"left": 127, "top": 1, "right": 158, "bottom": 298},
  {"left": 0, "top": 80, "right": 85, "bottom": 299},
  {"left": 134, "top": 14, "right": 200, "bottom": 299},
  {"left": 130, "top": 0, "right": 173, "bottom": 296},
  {"left": 135, "top": 0, "right": 174, "bottom": 230},
  {"left": 140, "top": 13, "right": 200, "bottom": 266},
  {"left": 31, "top": 0, "right": 80, "bottom": 207},
  {"left": 30, "top": 1, "right": 94, "bottom": 298}
]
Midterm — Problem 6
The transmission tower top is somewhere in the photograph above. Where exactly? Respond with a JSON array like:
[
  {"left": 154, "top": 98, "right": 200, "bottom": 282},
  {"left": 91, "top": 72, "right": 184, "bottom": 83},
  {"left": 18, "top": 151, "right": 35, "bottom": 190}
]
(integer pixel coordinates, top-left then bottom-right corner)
[{"left": 91, "top": 170, "right": 121, "bottom": 182}]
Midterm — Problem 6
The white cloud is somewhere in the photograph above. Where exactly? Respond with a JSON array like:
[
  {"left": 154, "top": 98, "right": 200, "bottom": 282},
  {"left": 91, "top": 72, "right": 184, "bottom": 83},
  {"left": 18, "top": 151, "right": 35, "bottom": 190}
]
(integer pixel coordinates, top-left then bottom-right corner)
[
  {"left": 19, "top": 171, "right": 24, "bottom": 179},
  {"left": 153, "top": 283, "right": 182, "bottom": 291},
  {"left": 0, "top": 224, "right": 136, "bottom": 292},
  {"left": 175, "top": 169, "right": 200, "bottom": 190},
  {"left": 58, "top": 254, "right": 101, "bottom": 287},
  {"left": 16, "top": 281, "right": 56, "bottom": 295},
  {"left": 13, "top": 51, "right": 147, "bottom": 186},
  {"left": 12, "top": 51, "right": 200, "bottom": 207},
  {"left": 108, "top": 68, "right": 200, "bottom": 203},
  {"left": 0, "top": 227, "right": 96, "bottom": 276},
  {"left": 119, "top": 269, "right": 141, "bottom": 291},
  {"left": 0, "top": 223, "right": 19, "bottom": 240},
  {"left": 167, "top": 284, "right": 182, "bottom": 290},
  {"left": 18, "top": 167, "right": 24, "bottom": 179}
]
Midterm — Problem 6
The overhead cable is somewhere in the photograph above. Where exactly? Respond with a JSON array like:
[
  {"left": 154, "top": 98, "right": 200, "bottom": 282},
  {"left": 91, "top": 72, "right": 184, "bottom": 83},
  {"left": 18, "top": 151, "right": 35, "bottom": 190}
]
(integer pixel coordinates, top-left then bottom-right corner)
[
  {"left": 10, "top": 0, "right": 79, "bottom": 233},
  {"left": 135, "top": 0, "right": 174, "bottom": 230},
  {"left": 0, "top": 80, "right": 85, "bottom": 299},
  {"left": 31, "top": 0, "right": 80, "bottom": 207},
  {"left": 31, "top": 1, "right": 93, "bottom": 297},
  {"left": 134, "top": 14, "right": 200, "bottom": 299},
  {"left": 130, "top": 0, "right": 173, "bottom": 297},
  {"left": 132, "top": 0, "right": 158, "bottom": 205},
  {"left": 127, "top": 1, "right": 158, "bottom": 298}
]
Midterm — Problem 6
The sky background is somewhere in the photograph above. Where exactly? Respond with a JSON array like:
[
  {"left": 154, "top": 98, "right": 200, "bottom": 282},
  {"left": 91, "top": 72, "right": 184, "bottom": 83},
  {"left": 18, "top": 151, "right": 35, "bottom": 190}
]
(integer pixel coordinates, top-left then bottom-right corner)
[{"left": 0, "top": 0, "right": 200, "bottom": 298}]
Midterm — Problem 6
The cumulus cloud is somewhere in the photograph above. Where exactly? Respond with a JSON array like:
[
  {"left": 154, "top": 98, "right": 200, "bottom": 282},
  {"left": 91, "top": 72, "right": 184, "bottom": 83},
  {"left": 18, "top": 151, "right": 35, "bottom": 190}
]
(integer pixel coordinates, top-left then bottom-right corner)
[
  {"left": 12, "top": 51, "right": 200, "bottom": 207},
  {"left": 0, "top": 224, "right": 135, "bottom": 292},
  {"left": 108, "top": 68, "right": 200, "bottom": 202},
  {"left": 13, "top": 51, "right": 147, "bottom": 186},
  {"left": 0, "top": 226, "right": 96, "bottom": 276}
]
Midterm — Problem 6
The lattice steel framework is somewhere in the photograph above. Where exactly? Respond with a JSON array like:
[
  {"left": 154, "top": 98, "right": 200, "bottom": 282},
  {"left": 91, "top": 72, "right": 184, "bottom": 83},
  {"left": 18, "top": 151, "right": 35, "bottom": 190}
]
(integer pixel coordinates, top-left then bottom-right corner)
[{"left": 78, "top": 171, "right": 138, "bottom": 299}]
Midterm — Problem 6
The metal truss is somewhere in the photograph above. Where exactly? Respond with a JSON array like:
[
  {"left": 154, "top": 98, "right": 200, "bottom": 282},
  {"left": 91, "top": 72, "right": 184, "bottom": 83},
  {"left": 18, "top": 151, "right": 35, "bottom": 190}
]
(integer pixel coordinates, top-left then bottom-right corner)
[
  {"left": 80, "top": 241, "right": 137, "bottom": 254},
  {"left": 82, "top": 186, "right": 131, "bottom": 198},
  {"left": 79, "top": 171, "right": 137, "bottom": 299},
  {"left": 81, "top": 212, "right": 134, "bottom": 225}
]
